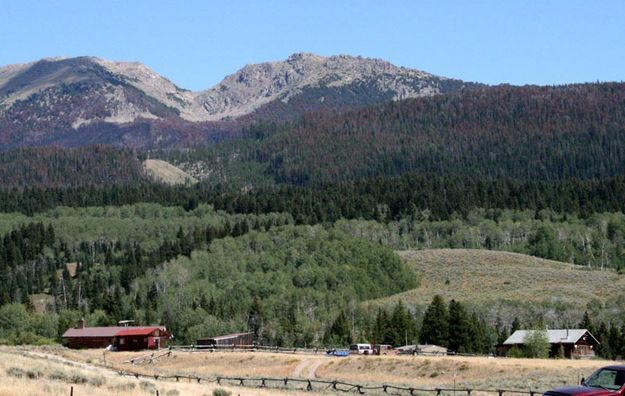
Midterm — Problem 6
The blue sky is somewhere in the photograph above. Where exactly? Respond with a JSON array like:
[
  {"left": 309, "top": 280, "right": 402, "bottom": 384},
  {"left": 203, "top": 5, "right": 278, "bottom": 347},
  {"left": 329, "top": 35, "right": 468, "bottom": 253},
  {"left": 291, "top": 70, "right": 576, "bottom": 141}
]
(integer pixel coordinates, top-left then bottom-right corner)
[{"left": 1, "top": 0, "right": 623, "bottom": 90}]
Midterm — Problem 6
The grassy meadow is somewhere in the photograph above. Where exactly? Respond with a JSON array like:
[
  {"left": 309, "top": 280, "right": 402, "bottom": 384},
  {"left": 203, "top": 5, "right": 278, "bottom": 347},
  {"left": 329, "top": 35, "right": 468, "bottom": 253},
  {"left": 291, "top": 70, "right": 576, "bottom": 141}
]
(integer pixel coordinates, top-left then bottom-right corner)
[
  {"left": 1, "top": 346, "right": 615, "bottom": 396},
  {"left": 370, "top": 249, "right": 625, "bottom": 326}
]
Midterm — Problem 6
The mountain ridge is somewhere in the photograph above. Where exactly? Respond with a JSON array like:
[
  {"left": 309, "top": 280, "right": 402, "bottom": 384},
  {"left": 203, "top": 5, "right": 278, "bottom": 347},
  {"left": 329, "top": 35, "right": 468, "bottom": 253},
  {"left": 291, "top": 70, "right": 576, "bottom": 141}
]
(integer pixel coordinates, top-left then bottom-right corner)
[{"left": 0, "top": 53, "right": 475, "bottom": 148}]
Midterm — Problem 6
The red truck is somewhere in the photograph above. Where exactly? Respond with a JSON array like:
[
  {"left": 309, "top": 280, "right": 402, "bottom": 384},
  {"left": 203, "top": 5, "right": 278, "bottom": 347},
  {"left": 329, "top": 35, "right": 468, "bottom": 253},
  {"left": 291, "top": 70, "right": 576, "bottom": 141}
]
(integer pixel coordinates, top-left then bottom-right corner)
[{"left": 544, "top": 366, "right": 625, "bottom": 396}]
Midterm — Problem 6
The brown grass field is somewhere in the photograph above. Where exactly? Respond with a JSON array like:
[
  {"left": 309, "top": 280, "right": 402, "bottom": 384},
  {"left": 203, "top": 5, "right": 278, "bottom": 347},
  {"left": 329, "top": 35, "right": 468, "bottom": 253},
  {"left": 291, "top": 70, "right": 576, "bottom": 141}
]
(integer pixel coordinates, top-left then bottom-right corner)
[
  {"left": 143, "top": 159, "right": 198, "bottom": 186},
  {"left": 1, "top": 345, "right": 618, "bottom": 396},
  {"left": 372, "top": 249, "right": 625, "bottom": 307}
]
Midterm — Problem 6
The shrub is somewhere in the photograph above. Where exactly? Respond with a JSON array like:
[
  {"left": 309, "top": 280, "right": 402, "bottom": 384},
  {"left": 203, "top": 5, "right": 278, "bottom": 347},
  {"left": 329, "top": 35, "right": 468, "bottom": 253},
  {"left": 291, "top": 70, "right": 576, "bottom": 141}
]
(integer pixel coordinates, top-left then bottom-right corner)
[
  {"left": 213, "top": 389, "right": 232, "bottom": 396},
  {"left": 48, "top": 369, "right": 68, "bottom": 381},
  {"left": 140, "top": 381, "right": 156, "bottom": 391},
  {"left": 68, "top": 373, "right": 89, "bottom": 384},
  {"left": 107, "top": 382, "right": 136, "bottom": 392},
  {"left": 6, "top": 367, "right": 26, "bottom": 378},
  {"left": 26, "top": 368, "right": 43, "bottom": 379},
  {"left": 88, "top": 376, "right": 106, "bottom": 387}
]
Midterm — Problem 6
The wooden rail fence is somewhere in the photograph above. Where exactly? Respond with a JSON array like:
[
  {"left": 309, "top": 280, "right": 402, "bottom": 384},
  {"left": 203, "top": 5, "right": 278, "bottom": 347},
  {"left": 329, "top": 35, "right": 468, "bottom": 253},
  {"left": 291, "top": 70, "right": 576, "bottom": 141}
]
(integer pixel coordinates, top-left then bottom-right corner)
[
  {"left": 115, "top": 368, "right": 544, "bottom": 396},
  {"left": 169, "top": 344, "right": 482, "bottom": 357}
]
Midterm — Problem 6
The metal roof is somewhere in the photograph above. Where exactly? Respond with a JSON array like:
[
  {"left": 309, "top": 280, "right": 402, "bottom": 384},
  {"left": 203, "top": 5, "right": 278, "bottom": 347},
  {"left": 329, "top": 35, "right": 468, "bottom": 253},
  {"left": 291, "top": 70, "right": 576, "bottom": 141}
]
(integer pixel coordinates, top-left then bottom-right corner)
[
  {"left": 197, "top": 331, "right": 254, "bottom": 341},
  {"left": 116, "top": 327, "right": 168, "bottom": 337},
  {"left": 62, "top": 326, "right": 166, "bottom": 338},
  {"left": 503, "top": 329, "right": 598, "bottom": 345}
]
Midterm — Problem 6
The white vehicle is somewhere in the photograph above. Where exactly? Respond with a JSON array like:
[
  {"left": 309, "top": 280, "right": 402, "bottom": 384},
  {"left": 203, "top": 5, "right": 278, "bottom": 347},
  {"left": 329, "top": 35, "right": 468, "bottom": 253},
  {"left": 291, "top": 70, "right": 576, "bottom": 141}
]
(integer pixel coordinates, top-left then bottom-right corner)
[{"left": 349, "top": 343, "right": 373, "bottom": 355}]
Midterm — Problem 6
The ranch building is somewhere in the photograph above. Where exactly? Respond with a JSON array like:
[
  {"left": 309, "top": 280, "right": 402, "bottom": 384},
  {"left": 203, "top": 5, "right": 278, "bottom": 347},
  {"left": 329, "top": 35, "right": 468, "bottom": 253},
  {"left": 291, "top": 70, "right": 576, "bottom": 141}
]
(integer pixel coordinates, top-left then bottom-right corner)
[
  {"left": 196, "top": 332, "right": 254, "bottom": 346},
  {"left": 62, "top": 319, "right": 171, "bottom": 350},
  {"left": 498, "top": 329, "right": 599, "bottom": 359}
]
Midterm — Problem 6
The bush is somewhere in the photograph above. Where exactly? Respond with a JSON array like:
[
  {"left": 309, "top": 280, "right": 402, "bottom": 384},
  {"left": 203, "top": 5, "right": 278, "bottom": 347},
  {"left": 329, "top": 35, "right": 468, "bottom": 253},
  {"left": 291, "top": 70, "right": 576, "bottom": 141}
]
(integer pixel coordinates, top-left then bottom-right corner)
[
  {"left": 140, "top": 381, "right": 156, "bottom": 391},
  {"left": 107, "top": 382, "right": 136, "bottom": 392},
  {"left": 213, "top": 389, "right": 232, "bottom": 396},
  {"left": 523, "top": 330, "right": 550, "bottom": 358},
  {"left": 48, "top": 369, "right": 68, "bottom": 381},
  {"left": 6, "top": 367, "right": 26, "bottom": 378},
  {"left": 88, "top": 376, "right": 106, "bottom": 387},
  {"left": 68, "top": 373, "right": 89, "bottom": 384},
  {"left": 506, "top": 346, "right": 525, "bottom": 358},
  {"left": 26, "top": 368, "right": 43, "bottom": 379}
]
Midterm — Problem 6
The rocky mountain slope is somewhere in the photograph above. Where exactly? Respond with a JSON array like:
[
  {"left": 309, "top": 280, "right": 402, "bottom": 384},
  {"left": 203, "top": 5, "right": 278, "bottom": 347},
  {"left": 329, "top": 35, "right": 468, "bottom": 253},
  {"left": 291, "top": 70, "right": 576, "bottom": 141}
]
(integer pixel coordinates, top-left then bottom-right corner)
[
  {"left": 195, "top": 52, "right": 473, "bottom": 121},
  {"left": 0, "top": 54, "right": 474, "bottom": 148}
]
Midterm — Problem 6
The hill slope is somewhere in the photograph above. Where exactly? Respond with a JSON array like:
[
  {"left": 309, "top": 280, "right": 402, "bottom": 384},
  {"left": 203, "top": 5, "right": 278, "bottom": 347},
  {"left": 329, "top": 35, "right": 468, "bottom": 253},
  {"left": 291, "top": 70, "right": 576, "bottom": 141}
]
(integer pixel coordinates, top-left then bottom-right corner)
[
  {"left": 143, "top": 159, "right": 198, "bottom": 185},
  {"left": 175, "top": 82, "right": 625, "bottom": 185},
  {"left": 373, "top": 249, "right": 625, "bottom": 325}
]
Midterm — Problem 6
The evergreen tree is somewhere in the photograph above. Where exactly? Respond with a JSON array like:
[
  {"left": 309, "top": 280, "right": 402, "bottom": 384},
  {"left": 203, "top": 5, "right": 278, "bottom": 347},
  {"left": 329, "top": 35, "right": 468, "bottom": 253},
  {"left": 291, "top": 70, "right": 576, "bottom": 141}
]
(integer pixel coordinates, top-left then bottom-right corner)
[
  {"left": 420, "top": 295, "right": 448, "bottom": 347},
  {"left": 247, "top": 296, "right": 264, "bottom": 343},
  {"left": 579, "top": 311, "right": 595, "bottom": 334},
  {"left": 389, "top": 301, "right": 417, "bottom": 346},
  {"left": 511, "top": 317, "right": 522, "bottom": 334},
  {"left": 447, "top": 299, "right": 470, "bottom": 353},
  {"left": 371, "top": 307, "right": 391, "bottom": 345},
  {"left": 324, "top": 311, "right": 351, "bottom": 346}
]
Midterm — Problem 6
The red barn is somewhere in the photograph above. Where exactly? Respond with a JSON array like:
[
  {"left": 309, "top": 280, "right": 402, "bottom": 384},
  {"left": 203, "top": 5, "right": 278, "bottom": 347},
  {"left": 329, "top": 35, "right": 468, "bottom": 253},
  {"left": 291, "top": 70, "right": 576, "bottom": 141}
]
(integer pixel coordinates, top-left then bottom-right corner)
[{"left": 62, "top": 319, "right": 171, "bottom": 350}]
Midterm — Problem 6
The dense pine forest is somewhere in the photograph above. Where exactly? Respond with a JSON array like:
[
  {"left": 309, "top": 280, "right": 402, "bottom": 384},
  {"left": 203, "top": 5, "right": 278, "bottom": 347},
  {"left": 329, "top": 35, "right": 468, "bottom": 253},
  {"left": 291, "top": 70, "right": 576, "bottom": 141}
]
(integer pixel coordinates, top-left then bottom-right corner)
[{"left": 1, "top": 81, "right": 625, "bottom": 359}]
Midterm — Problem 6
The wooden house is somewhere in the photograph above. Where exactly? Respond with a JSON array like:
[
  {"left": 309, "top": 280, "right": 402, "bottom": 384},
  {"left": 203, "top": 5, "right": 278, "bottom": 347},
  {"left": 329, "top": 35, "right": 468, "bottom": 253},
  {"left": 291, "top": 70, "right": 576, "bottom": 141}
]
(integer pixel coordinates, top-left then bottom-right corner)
[
  {"left": 498, "top": 329, "right": 599, "bottom": 359},
  {"left": 115, "top": 327, "right": 170, "bottom": 351},
  {"left": 196, "top": 332, "right": 254, "bottom": 346},
  {"left": 62, "top": 319, "right": 171, "bottom": 350}
]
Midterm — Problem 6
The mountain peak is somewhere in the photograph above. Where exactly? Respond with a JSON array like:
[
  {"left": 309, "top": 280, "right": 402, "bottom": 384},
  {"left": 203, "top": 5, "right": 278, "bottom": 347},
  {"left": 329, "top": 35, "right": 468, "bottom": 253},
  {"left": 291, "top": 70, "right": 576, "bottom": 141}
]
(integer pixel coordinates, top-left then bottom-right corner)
[
  {"left": 195, "top": 53, "right": 460, "bottom": 120},
  {"left": 0, "top": 54, "right": 475, "bottom": 148}
]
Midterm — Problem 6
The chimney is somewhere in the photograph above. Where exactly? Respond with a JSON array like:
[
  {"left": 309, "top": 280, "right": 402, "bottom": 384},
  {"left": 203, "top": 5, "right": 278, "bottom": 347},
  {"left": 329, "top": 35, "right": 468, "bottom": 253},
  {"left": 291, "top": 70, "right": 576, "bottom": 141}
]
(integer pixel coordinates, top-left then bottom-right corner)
[{"left": 77, "top": 318, "right": 85, "bottom": 329}]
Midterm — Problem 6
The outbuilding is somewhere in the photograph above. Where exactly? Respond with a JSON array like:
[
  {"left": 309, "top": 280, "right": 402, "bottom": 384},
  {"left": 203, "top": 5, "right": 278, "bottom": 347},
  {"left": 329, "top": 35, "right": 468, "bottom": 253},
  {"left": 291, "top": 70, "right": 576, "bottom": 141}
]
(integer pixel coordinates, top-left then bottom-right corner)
[{"left": 196, "top": 332, "right": 254, "bottom": 347}]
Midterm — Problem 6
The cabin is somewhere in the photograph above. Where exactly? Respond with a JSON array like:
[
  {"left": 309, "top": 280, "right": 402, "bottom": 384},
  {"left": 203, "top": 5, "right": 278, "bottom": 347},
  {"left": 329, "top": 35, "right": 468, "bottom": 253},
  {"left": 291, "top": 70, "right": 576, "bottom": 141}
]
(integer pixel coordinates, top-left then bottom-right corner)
[
  {"left": 498, "top": 329, "right": 599, "bottom": 359},
  {"left": 196, "top": 332, "right": 254, "bottom": 346},
  {"left": 62, "top": 319, "right": 171, "bottom": 350}
]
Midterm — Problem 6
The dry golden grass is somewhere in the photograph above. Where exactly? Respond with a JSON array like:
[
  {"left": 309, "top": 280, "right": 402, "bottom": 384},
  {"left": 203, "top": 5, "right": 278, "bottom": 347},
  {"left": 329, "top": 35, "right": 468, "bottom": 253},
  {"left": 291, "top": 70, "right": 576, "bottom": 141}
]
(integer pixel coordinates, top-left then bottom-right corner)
[
  {"left": 371, "top": 249, "right": 625, "bottom": 307},
  {"left": 143, "top": 159, "right": 198, "bottom": 186},
  {"left": 31, "top": 346, "right": 619, "bottom": 394},
  {"left": 0, "top": 346, "right": 317, "bottom": 396}
]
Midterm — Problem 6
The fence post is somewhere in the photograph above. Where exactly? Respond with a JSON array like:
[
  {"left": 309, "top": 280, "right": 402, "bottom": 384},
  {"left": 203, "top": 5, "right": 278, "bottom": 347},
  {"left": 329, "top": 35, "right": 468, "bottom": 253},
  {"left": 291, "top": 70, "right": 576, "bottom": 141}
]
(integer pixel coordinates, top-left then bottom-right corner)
[{"left": 69, "top": 386, "right": 73, "bottom": 396}]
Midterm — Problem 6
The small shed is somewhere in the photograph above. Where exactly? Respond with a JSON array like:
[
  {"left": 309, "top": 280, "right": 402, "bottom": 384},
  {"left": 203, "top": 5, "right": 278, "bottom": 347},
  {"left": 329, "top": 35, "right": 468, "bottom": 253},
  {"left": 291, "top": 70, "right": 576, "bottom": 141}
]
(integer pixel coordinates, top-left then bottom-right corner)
[
  {"left": 498, "top": 329, "right": 599, "bottom": 359},
  {"left": 62, "top": 319, "right": 170, "bottom": 350},
  {"left": 197, "top": 332, "right": 254, "bottom": 346}
]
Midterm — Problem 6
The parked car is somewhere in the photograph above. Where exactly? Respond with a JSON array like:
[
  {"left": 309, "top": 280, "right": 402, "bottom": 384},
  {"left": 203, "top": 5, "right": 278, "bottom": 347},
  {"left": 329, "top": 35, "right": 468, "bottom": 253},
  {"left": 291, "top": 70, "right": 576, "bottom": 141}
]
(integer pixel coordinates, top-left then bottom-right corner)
[
  {"left": 349, "top": 343, "right": 373, "bottom": 355},
  {"left": 544, "top": 365, "right": 625, "bottom": 396}
]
